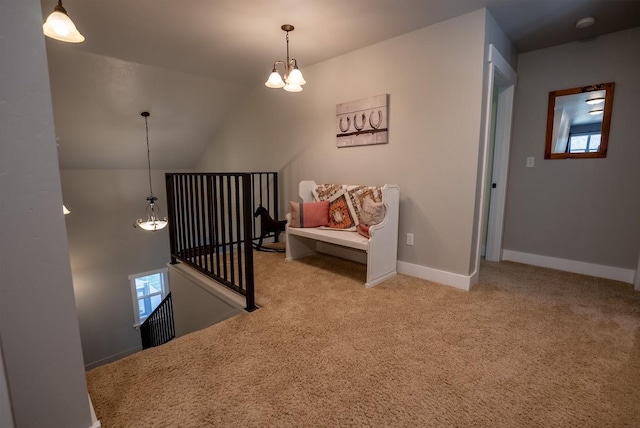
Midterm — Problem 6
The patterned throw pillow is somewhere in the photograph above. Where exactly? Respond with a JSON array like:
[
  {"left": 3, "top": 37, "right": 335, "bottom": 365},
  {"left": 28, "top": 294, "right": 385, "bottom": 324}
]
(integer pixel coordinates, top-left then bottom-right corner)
[
  {"left": 288, "top": 201, "right": 330, "bottom": 228},
  {"left": 359, "top": 196, "right": 385, "bottom": 226},
  {"left": 346, "top": 186, "right": 383, "bottom": 224},
  {"left": 312, "top": 184, "right": 343, "bottom": 202},
  {"left": 325, "top": 189, "right": 359, "bottom": 230}
]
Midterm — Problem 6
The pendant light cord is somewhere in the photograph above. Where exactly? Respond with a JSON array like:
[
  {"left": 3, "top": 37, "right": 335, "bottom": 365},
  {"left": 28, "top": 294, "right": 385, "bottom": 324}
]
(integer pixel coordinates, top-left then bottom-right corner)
[{"left": 143, "top": 114, "right": 154, "bottom": 199}]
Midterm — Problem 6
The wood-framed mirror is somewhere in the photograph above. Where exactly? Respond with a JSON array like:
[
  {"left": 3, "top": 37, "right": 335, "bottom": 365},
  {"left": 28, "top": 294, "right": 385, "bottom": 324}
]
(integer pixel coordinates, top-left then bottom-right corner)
[{"left": 544, "top": 82, "right": 615, "bottom": 159}]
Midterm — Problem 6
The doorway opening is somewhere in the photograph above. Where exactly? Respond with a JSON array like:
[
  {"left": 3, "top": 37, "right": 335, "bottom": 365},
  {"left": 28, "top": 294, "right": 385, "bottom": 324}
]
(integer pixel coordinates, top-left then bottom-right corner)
[{"left": 471, "top": 44, "right": 517, "bottom": 286}]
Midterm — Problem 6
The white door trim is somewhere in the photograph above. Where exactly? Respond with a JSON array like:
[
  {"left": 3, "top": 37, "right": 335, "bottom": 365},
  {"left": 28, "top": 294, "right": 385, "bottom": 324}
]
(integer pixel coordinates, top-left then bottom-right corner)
[
  {"left": 485, "top": 84, "right": 515, "bottom": 261},
  {"left": 471, "top": 44, "right": 517, "bottom": 284}
]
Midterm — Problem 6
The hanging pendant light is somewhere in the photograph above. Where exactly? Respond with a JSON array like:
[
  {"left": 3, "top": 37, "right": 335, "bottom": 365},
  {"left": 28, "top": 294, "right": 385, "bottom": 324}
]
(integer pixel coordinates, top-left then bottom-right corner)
[
  {"left": 265, "top": 25, "right": 306, "bottom": 92},
  {"left": 43, "top": 0, "right": 85, "bottom": 43},
  {"left": 134, "top": 112, "right": 168, "bottom": 232}
]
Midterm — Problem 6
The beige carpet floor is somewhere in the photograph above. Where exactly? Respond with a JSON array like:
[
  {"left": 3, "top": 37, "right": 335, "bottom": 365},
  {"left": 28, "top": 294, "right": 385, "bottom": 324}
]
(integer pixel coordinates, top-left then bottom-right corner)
[{"left": 87, "top": 251, "right": 640, "bottom": 427}]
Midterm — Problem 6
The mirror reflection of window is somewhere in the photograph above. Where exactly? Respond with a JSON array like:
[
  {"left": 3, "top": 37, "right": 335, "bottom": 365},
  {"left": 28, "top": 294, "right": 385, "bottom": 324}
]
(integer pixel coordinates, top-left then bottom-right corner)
[{"left": 545, "top": 82, "right": 614, "bottom": 159}]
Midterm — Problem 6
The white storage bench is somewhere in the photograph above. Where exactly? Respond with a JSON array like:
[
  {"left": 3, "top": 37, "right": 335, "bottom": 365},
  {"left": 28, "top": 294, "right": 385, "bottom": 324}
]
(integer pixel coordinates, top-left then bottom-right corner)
[{"left": 285, "top": 180, "right": 399, "bottom": 287}]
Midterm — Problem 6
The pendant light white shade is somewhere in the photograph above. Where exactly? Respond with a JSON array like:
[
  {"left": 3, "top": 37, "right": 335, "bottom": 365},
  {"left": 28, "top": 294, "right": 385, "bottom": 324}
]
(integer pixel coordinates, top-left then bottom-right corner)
[
  {"left": 43, "top": 1, "right": 85, "bottom": 43},
  {"left": 283, "top": 84, "right": 303, "bottom": 93},
  {"left": 286, "top": 67, "right": 306, "bottom": 86},
  {"left": 63, "top": 205, "right": 71, "bottom": 215},
  {"left": 265, "top": 70, "right": 285, "bottom": 88},
  {"left": 135, "top": 198, "right": 168, "bottom": 231},
  {"left": 136, "top": 220, "right": 168, "bottom": 231}
]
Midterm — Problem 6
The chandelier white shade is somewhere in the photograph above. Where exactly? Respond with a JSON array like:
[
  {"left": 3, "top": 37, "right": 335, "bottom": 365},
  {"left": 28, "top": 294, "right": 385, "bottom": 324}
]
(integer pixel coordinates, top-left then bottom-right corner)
[
  {"left": 135, "top": 197, "right": 168, "bottom": 231},
  {"left": 43, "top": 0, "right": 85, "bottom": 43},
  {"left": 63, "top": 205, "right": 71, "bottom": 215},
  {"left": 134, "top": 112, "right": 168, "bottom": 232},
  {"left": 265, "top": 25, "right": 306, "bottom": 92}
]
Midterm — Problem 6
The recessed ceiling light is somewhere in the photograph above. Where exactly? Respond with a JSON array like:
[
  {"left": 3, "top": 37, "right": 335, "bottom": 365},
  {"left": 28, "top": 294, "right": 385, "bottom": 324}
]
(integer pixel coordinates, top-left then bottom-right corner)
[
  {"left": 586, "top": 97, "right": 605, "bottom": 105},
  {"left": 576, "top": 17, "right": 595, "bottom": 29}
]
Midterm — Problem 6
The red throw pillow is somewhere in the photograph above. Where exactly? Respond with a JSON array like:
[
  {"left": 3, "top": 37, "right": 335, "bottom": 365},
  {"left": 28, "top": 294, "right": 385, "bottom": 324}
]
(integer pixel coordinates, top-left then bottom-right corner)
[{"left": 289, "top": 201, "right": 329, "bottom": 228}]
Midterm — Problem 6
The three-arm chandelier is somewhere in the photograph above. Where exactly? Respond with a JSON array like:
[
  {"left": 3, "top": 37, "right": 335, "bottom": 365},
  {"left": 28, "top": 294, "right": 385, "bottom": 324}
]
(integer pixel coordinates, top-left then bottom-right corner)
[
  {"left": 134, "top": 112, "right": 168, "bottom": 232},
  {"left": 264, "top": 25, "right": 306, "bottom": 92}
]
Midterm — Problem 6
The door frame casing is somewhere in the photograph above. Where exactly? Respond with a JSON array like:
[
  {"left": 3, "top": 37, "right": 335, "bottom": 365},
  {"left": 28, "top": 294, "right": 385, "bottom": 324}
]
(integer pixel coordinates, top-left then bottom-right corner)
[{"left": 471, "top": 44, "right": 517, "bottom": 284}]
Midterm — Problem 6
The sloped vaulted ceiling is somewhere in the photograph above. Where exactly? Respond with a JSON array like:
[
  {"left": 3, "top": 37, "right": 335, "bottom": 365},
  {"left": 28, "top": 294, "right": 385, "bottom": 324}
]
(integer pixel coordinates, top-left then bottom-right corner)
[{"left": 42, "top": 0, "right": 640, "bottom": 170}]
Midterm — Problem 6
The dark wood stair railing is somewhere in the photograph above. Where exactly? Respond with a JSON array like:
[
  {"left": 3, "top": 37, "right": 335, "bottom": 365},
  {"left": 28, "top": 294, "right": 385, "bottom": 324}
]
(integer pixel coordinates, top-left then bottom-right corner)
[
  {"left": 164, "top": 172, "right": 280, "bottom": 313},
  {"left": 140, "top": 292, "right": 175, "bottom": 349}
]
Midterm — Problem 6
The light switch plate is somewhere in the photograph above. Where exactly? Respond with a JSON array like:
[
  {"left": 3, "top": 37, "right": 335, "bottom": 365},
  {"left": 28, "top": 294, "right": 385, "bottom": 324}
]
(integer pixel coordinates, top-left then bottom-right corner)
[{"left": 526, "top": 157, "right": 535, "bottom": 167}]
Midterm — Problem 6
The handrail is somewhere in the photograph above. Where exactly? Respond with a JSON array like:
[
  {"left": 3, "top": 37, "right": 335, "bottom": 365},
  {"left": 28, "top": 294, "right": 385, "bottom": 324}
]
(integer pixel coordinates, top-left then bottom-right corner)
[
  {"left": 140, "top": 292, "right": 175, "bottom": 349},
  {"left": 165, "top": 173, "right": 262, "bottom": 311}
]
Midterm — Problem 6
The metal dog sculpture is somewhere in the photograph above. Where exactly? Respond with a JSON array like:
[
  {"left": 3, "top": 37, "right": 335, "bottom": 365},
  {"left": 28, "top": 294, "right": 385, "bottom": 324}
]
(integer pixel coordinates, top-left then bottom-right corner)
[{"left": 253, "top": 206, "right": 287, "bottom": 251}]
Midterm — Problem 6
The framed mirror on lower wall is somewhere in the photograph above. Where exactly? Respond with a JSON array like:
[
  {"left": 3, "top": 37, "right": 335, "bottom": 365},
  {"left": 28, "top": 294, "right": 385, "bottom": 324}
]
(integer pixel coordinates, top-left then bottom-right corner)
[{"left": 545, "top": 82, "right": 615, "bottom": 159}]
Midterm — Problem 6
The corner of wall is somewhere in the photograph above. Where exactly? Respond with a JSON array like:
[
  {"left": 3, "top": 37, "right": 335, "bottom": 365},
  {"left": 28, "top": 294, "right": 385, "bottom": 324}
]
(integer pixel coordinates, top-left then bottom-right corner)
[{"left": 397, "top": 261, "right": 474, "bottom": 291}]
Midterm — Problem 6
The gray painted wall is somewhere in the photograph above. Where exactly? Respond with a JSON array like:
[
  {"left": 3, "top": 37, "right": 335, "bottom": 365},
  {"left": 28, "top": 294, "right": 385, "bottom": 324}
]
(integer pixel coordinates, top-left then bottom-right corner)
[
  {"left": 0, "top": 346, "right": 14, "bottom": 428},
  {"left": 0, "top": 0, "right": 92, "bottom": 426},
  {"left": 61, "top": 169, "right": 172, "bottom": 369},
  {"left": 170, "top": 267, "right": 242, "bottom": 338},
  {"left": 196, "top": 9, "right": 495, "bottom": 277},
  {"left": 504, "top": 26, "right": 640, "bottom": 269}
]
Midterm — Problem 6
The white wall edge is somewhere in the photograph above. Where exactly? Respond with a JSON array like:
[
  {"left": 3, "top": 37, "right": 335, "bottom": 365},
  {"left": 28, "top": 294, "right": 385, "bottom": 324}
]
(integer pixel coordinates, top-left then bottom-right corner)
[
  {"left": 168, "top": 262, "right": 247, "bottom": 309},
  {"left": 397, "top": 261, "right": 473, "bottom": 291},
  {"left": 502, "top": 250, "right": 636, "bottom": 284},
  {"left": 84, "top": 345, "right": 142, "bottom": 371},
  {"left": 88, "top": 394, "right": 101, "bottom": 428}
]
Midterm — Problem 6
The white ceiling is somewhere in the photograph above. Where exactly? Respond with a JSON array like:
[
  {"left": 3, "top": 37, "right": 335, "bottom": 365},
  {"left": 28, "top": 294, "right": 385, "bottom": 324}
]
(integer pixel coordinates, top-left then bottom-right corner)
[
  {"left": 555, "top": 89, "right": 608, "bottom": 126},
  {"left": 43, "top": 0, "right": 640, "bottom": 169}
]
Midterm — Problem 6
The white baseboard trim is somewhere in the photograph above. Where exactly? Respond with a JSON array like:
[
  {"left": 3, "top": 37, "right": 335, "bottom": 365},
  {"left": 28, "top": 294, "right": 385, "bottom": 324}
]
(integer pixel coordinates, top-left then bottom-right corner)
[
  {"left": 397, "top": 261, "right": 473, "bottom": 291},
  {"left": 88, "top": 394, "right": 101, "bottom": 428},
  {"left": 84, "top": 345, "right": 142, "bottom": 371},
  {"left": 502, "top": 250, "right": 636, "bottom": 284}
]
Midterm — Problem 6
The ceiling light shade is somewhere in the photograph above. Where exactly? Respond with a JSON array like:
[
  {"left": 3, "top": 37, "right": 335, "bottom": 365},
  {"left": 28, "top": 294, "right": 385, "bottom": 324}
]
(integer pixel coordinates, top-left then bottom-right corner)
[
  {"left": 286, "top": 67, "right": 306, "bottom": 86},
  {"left": 265, "top": 24, "right": 306, "bottom": 92},
  {"left": 63, "top": 205, "right": 71, "bottom": 215},
  {"left": 586, "top": 97, "right": 605, "bottom": 105},
  {"left": 134, "top": 112, "right": 167, "bottom": 232},
  {"left": 575, "top": 16, "right": 595, "bottom": 29},
  {"left": 265, "top": 69, "right": 285, "bottom": 88},
  {"left": 589, "top": 109, "right": 604, "bottom": 115},
  {"left": 43, "top": 0, "right": 85, "bottom": 43},
  {"left": 283, "top": 84, "right": 303, "bottom": 93},
  {"left": 135, "top": 196, "right": 168, "bottom": 231}
]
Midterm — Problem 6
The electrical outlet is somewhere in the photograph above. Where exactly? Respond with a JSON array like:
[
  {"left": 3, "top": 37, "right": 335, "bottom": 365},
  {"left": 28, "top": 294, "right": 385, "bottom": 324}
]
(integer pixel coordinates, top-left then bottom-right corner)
[
  {"left": 406, "top": 233, "right": 414, "bottom": 246},
  {"left": 526, "top": 157, "right": 535, "bottom": 168}
]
